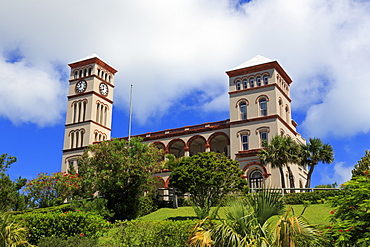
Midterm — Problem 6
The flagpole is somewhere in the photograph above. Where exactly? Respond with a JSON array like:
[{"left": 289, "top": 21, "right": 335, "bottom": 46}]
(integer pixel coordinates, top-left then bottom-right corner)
[{"left": 128, "top": 84, "right": 133, "bottom": 142}]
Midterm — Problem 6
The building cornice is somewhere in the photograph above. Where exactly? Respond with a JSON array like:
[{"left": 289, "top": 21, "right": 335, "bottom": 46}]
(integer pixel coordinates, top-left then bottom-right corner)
[
  {"left": 228, "top": 83, "right": 291, "bottom": 102},
  {"left": 69, "top": 75, "right": 115, "bottom": 88},
  {"left": 65, "top": 120, "right": 112, "bottom": 131},
  {"left": 122, "top": 120, "right": 230, "bottom": 141},
  {"left": 69, "top": 57, "right": 117, "bottom": 74},
  {"left": 226, "top": 61, "right": 292, "bottom": 84},
  {"left": 230, "top": 114, "right": 298, "bottom": 136},
  {"left": 62, "top": 147, "right": 85, "bottom": 153},
  {"left": 236, "top": 148, "right": 262, "bottom": 158},
  {"left": 68, "top": 91, "right": 114, "bottom": 104}
]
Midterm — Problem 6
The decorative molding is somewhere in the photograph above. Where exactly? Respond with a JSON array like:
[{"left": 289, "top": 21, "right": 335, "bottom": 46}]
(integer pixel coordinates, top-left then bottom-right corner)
[
  {"left": 68, "top": 91, "right": 114, "bottom": 104},
  {"left": 226, "top": 61, "right": 292, "bottom": 84}
]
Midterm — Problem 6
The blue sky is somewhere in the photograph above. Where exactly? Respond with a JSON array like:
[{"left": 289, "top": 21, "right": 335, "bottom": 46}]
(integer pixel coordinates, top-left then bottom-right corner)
[{"left": 1, "top": 0, "right": 370, "bottom": 187}]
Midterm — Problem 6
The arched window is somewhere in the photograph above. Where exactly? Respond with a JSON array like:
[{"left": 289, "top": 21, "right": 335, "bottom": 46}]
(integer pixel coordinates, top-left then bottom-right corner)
[
  {"left": 239, "top": 101, "right": 247, "bottom": 120},
  {"left": 236, "top": 81, "right": 241, "bottom": 90},
  {"left": 241, "top": 134, "right": 249, "bottom": 150},
  {"left": 285, "top": 105, "right": 290, "bottom": 123},
  {"left": 84, "top": 69, "right": 87, "bottom": 77},
  {"left": 249, "top": 170, "right": 263, "bottom": 189},
  {"left": 97, "top": 69, "right": 100, "bottom": 77},
  {"left": 73, "top": 103, "right": 77, "bottom": 123},
  {"left": 88, "top": 68, "right": 92, "bottom": 76},
  {"left": 79, "top": 70, "right": 82, "bottom": 78},
  {"left": 263, "top": 75, "right": 268, "bottom": 85},
  {"left": 249, "top": 78, "right": 254, "bottom": 88},
  {"left": 256, "top": 76, "right": 261, "bottom": 86},
  {"left": 74, "top": 71, "right": 77, "bottom": 79},
  {"left": 82, "top": 101, "right": 87, "bottom": 122},
  {"left": 80, "top": 131, "right": 84, "bottom": 147},
  {"left": 279, "top": 99, "right": 283, "bottom": 117},
  {"left": 243, "top": 79, "right": 248, "bottom": 89},
  {"left": 259, "top": 98, "right": 267, "bottom": 116},
  {"left": 70, "top": 132, "right": 74, "bottom": 149},
  {"left": 96, "top": 103, "right": 100, "bottom": 123},
  {"left": 104, "top": 106, "right": 108, "bottom": 126}
]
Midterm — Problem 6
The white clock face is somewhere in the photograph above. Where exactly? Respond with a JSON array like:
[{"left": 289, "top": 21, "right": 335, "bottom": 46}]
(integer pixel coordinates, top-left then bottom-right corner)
[
  {"left": 99, "top": 83, "right": 108, "bottom": 96},
  {"left": 75, "top": 80, "right": 87, "bottom": 93}
]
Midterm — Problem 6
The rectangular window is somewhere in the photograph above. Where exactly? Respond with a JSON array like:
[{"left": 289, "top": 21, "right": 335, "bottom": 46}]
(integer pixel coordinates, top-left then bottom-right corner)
[
  {"left": 260, "top": 132, "right": 268, "bottom": 147},
  {"left": 242, "top": 135, "right": 249, "bottom": 150},
  {"left": 260, "top": 101, "right": 267, "bottom": 116}
]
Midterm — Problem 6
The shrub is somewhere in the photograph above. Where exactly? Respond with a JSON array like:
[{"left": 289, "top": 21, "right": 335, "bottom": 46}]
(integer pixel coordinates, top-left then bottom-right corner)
[
  {"left": 70, "top": 198, "right": 114, "bottom": 220},
  {"left": 283, "top": 190, "right": 344, "bottom": 205},
  {"left": 98, "top": 220, "right": 196, "bottom": 247},
  {"left": 138, "top": 193, "right": 158, "bottom": 217},
  {"left": 38, "top": 236, "right": 98, "bottom": 247},
  {"left": 15, "top": 210, "right": 111, "bottom": 245}
]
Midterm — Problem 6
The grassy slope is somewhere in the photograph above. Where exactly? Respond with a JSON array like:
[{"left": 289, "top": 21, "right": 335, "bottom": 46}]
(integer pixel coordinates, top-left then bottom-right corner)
[{"left": 139, "top": 204, "right": 332, "bottom": 226}]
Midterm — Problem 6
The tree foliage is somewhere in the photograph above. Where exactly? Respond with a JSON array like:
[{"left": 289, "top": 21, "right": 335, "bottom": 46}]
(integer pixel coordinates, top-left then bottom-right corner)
[
  {"left": 259, "top": 136, "right": 300, "bottom": 189},
  {"left": 351, "top": 150, "right": 370, "bottom": 178},
  {"left": 0, "top": 154, "right": 27, "bottom": 212},
  {"left": 170, "top": 152, "right": 246, "bottom": 219},
  {"left": 24, "top": 172, "right": 82, "bottom": 208},
  {"left": 325, "top": 170, "right": 370, "bottom": 246},
  {"left": 78, "top": 137, "right": 162, "bottom": 221},
  {"left": 300, "top": 138, "right": 334, "bottom": 188}
]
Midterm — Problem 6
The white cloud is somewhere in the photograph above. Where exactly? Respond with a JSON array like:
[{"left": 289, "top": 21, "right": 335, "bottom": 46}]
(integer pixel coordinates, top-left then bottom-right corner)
[
  {"left": 319, "top": 162, "right": 353, "bottom": 186},
  {"left": 0, "top": 57, "right": 66, "bottom": 126},
  {"left": 0, "top": 0, "right": 370, "bottom": 136}
]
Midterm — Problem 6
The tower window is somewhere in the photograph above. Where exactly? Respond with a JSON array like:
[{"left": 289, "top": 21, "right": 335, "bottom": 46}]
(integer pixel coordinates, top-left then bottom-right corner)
[
  {"left": 243, "top": 79, "right": 248, "bottom": 89},
  {"left": 241, "top": 134, "right": 249, "bottom": 150},
  {"left": 263, "top": 75, "right": 268, "bottom": 85},
  {"left": 259, "top": 98, "right": 267, "bottom": 116},
  {"left": 249, "top": 78, "right": 254, "bottom": 88},
  {"left": 256, "top": 76, "right": 261, "bottom": 86},
  {"left": 236, "top": 81, "right": 241, "bottom": 90},
  {"left": 239, "top": 101, "right": 247, "bottom": 120}
]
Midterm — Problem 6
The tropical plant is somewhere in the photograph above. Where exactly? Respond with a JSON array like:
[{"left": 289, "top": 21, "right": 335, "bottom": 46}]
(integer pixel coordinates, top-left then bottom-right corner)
[
  {"left": 273, "top": 207, "right": 320, "bottom": 247},
  {"left": 78, "top": 137, "right": 162, "bottom": 221},
  {"left": 188, "top": 191, "right": 320, "bottom": 247},
  {"left": 351, "top": 150, "right": 370, "bottom": 178},
  {"left": 300, "top": 138, "right": 334, "bottom": 188},
  {"left": 259, "top": 136, "right": 300, "bottom": 188},
  {"left": 0, "top": 212, "right": 32, "bottom": 247},
  {"left": 170, "top": 152, "right": 246, "bottom": 219}
]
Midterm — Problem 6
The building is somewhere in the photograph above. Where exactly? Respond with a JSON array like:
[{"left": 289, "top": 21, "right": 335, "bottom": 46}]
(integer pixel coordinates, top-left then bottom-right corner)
[{"left": 62, "top": 54, "right": 308, "bottom": 190}]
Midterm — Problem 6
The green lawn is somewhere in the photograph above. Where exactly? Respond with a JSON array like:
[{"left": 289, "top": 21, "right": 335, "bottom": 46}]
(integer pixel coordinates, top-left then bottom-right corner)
[{"left": 139, "top": 204, "right": 332, "bottom": 226}]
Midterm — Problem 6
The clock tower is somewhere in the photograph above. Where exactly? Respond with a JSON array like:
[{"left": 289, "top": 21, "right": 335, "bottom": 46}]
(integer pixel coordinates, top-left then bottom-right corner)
[{"left": 61, "top": 54, "right": 117, "bottom": 172}]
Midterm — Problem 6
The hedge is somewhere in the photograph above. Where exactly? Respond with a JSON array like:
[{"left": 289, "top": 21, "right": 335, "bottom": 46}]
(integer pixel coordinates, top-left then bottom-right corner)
[
  {"left": 283, "top": 190, "right": 345, "bottom": 204},
  {"left": 98, "top": 220, "right": 197, "bottom": 247},
  {"left": 14, "top": 210, "right": 111, "bottom": 245}
]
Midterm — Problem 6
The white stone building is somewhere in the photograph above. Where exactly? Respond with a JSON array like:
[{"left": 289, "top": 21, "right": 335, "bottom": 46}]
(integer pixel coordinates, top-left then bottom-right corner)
[{"left": 62, "top": 54, "right": 308, "bottom": 190}]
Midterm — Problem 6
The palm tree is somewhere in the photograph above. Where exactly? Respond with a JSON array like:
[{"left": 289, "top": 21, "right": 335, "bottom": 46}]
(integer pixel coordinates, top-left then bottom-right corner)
[
  {"left": 188, "top": 191, "right": 319, "bottom": 247},
  {"left": 259, "top": 136, "right": 300, "bottom": 189},
  {"left": 0, "top": 212, "right": 32, "bottom": 247},
  {"left": 300, "top": 138, "right": 334, "bottom": 188}
]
